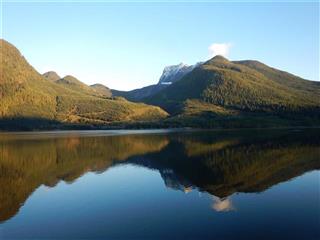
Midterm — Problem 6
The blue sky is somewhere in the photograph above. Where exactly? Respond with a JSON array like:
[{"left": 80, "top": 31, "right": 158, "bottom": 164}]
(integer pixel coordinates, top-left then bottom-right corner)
[{"left": 2, "top": 1, "right": 319, "bottom": 90}]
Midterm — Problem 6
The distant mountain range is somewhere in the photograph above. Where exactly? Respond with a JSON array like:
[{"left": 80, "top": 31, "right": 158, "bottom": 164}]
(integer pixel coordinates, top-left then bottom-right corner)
[
  {"left": 1, "top": 39, "right": 319, "bottom": 129},
  {"left": 42, "top": 72, "right": 113, "bottom": 98},
  {"left": 111, "top": 62, "right": 199, "bottom": 101}
]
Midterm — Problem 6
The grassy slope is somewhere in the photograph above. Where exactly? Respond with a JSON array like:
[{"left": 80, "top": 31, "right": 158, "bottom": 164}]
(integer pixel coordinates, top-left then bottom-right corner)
[
  {"left": 90, "top": 83, "right": 112, "bottom": 97},
  {"left": 0, "top": 39, "right": 168, "bottom": 125},
  {"left": 42, "top": 71, "right": 61, "bottom": 82}
]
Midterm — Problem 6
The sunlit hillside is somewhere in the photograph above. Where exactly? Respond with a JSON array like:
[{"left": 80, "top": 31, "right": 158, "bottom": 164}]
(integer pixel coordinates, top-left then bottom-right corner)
[{"left": 0, "top": 39, "right": 168, "bottom": 127}]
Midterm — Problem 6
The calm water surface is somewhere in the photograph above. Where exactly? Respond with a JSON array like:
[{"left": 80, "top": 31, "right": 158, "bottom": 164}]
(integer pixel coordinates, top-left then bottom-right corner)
[{"left": 0, "top": 129, "right": 319, "bottom": 239}]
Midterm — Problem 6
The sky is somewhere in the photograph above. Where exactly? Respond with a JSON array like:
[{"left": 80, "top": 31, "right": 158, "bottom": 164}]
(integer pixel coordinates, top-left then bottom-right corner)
[{"left": 1, "top": 1, "right": 319, "bottom": 90}]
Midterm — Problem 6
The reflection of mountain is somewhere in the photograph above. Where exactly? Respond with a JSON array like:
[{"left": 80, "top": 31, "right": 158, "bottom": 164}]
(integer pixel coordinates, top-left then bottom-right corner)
[
  {"left": 126, "top": 130, "right": 320, "bottom": 197},
  {"left": 0, "top": 134, "right": 169, "bottom": 222},
  {"left": 0, "top": 129, "right": 319, "bottom": 222}
]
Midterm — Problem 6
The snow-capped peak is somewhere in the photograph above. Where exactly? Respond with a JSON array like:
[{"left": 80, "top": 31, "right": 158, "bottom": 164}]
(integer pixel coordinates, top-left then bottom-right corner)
[
  {"left": 158, "top": 62, "right": 202, "bottom": 85},
  {"left": 162, "top": 63, "right": 188, "bottom": 76}
]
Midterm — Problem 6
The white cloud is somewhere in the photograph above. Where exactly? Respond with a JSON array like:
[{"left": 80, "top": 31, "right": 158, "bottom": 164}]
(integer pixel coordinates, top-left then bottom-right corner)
[
  {"left": 212, "top": 197, "right": 235, "bottom": 212},
  {"left": 208, "top": 43, "right": 232, "bottom": 58}
]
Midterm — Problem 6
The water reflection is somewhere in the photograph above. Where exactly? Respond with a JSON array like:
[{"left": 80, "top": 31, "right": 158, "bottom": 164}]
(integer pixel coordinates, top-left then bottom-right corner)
[
  {"left": 212, "top": 197, "right": 235, "bottom": 212},
  {"left": 0, "top": 129, "right": 319, "bottom": 222}
]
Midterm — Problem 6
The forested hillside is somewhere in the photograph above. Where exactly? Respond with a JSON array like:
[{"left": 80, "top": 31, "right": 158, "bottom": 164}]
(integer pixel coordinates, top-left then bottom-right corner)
[{"left": 0, "top": 39, "right": 168, "bottom": 129}]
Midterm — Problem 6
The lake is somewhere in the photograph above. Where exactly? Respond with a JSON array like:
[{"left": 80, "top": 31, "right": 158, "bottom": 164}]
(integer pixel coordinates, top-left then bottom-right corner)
[{"left": 0, "top": 129, "right": 319, "bottom": 239}]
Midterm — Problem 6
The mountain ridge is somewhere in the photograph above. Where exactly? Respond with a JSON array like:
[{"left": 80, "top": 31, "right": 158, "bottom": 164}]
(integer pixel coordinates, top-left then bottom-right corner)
[
  {"left": 0, "top": 39, "right": 168, "bottom": 129},
  {"left": 42, "top": 71, "right": 61, "bottom": 82},
  {"left": 144, "top": 55, "right": 319, "bottom": 116},
  {"left": 90, "top": 83, "right": 112, "bottom": 97},
  {"left": 112, "top": 62, "right": 201, "bottom": 101},
  {"left": 1, "top": 39, "right": 319, "bottom": 129}
]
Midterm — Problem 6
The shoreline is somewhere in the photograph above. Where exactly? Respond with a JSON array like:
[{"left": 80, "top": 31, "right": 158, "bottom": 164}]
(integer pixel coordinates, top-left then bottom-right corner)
[{"left": 1, "top": 126, "right": 319, "bottom": 135}]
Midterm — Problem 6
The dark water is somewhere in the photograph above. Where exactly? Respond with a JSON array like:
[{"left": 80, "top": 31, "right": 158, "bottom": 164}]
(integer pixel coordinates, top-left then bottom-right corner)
[{"left": 0, "top": 129, "right": 319, "bottom": 240}]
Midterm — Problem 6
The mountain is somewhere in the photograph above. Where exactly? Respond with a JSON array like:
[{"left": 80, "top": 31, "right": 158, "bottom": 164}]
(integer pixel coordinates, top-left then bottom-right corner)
[
  {"left": 0, "top": 39, "right": 168, "bottom": 129},
  {"left": 145, "top": 55, "right": 320, "bottom": 122},
  {"left": 112, "top": 62, "right": 199, "bottom": 101},
  {"left": 42, "top": 71, "right": 60, "bottom": 82},
  {"left": 42, "top": 72, "right": 112, "bottom": 98},
  {"left": 90, "top": 83, "right": 112, "bottom": 97},
  {"left": 158, "top": 62, "right": 198, "bottom": 85},
  {"left": 54, "top": 75, "right": 106, "bottom": 97},
  {"left": 1, "top": 38, "right": 319, "bottom": 130},
  {"left": 112, "top": 84, "right": 166, "bottom": 101}
]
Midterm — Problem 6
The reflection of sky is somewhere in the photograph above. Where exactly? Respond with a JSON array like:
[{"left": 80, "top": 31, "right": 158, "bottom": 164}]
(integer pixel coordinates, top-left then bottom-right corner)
[{"left": 1, "top": 165, "right": 319, "bottom": 239}]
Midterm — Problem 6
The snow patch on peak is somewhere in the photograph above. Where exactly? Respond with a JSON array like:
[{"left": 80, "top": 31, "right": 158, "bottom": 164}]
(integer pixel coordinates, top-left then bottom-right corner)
[
  {"left": 158, "top": 62, "right": 202, "bottom": 85},
  {"left": 162, "top": 63, "right": 188, "bottom": 75}
]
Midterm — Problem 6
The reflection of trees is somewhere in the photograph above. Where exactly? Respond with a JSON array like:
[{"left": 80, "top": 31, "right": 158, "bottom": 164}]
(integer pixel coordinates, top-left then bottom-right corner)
[
  {"left": 0, "top": 134, "right": 169, "bottom": 222},
  {"left": 128, "top": 130, "right": 320, "bottom": 197},
  {"left": 0, "top": 129, "right": 319, "bottom": 222}
]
